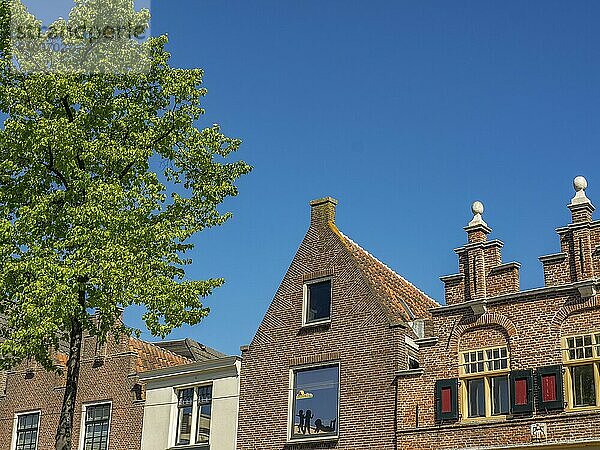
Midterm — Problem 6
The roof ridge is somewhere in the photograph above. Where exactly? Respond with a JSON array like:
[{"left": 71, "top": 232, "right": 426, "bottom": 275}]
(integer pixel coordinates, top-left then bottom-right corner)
[{"left": 337, "top": 230, "right": 439, "bottom": 307}]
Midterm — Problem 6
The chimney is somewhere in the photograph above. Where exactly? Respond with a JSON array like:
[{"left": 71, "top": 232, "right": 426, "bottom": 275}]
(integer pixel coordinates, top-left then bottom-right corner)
[{"left": 310, "top": 197, "right": 338, "bottom": 227}]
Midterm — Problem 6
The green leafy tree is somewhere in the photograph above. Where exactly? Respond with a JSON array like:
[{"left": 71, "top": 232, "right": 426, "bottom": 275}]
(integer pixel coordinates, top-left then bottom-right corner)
[{"left": 0, "top": 1, "right": 251, "bottom": 449}]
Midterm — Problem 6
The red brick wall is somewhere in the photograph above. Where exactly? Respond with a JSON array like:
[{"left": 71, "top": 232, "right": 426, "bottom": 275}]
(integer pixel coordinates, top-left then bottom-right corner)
[
  {"left": 236, "top": 208, "right": 410, "bottom": 449},
  {"left": 397, "top": 207, "right": 600, "bottom": 449},
  {"left": 0, "top": 333, "right": 144, "bottom": 450}
]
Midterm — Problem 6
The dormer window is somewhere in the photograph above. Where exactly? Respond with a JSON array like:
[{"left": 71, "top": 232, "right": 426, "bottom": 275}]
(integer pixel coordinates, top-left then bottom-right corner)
[{"left": 303, "top": 279, "right": 331, "bottom": 325}]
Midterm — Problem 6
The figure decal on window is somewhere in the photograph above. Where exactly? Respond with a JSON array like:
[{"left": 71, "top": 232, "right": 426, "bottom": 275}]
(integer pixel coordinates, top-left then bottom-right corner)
[{"left": 314, "top": 418, "right": 336, "bottom": 433}]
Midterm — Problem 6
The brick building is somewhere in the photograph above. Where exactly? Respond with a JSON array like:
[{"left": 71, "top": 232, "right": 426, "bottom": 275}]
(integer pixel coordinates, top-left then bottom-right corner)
[
  {"left": 237, "top": 177, "right": 600, "bottom": 449},
  {"left": 236, "top": 197, "right": 439, "bottom": 449},
  {"left": 0, "top": 330, "right": 220, "bottom": 450},
  {"left": 397, "top": 179, "right": 600, "bottom": 449}
]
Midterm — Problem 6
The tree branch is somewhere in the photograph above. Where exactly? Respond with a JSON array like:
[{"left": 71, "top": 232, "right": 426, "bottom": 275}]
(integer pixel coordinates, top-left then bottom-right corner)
[
  {"left": 42, "top": 147, "right": 70, "bottom": 190},
  {"left": 61, "top": 96, "right": 86, "bottom": 171},
  {"left": 61, "top": 96, "right": 74, "bottom": 123}
]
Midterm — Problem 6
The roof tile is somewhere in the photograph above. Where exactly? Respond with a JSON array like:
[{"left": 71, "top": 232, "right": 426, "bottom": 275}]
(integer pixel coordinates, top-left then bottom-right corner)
[{"left": 331, "top": 224, "right": 440, "bottom": 322}]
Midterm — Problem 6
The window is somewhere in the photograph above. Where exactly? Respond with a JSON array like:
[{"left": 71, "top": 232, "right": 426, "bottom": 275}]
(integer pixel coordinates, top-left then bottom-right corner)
[
  {"left": 83, "top": 403, "right": 111, "bottom": 450},
  {"left": 175, "top": 385, "right": 212, "bottom": 447},
  {"left": 196, "top": 386, "right": 212, "bottom": 445},
  {"left": 14, "top": 412, "right": 40, "bottom": 450},
  {"left": 460, "top": 346, "right": 510, "bottom": 419},
  {"left": 176, "top": 388, "right": 194, "bottom": 445},
  {"left": 564, "top": 332, "right": 600, "bottom": 409},
  {"left": 291, "top": 365, "right": 339, "bottom": 440},
  {"left": 303, "top": 279, "right": 331, "bottom": 325}
]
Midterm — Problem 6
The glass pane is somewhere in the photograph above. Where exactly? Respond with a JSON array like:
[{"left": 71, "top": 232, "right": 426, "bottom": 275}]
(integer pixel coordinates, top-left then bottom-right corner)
[
  {"left": 292, "top": 365, "right": 339, "bottom": 438},
  {"left": 572, "top": 365, "right": 597, "bottom": 407},
  {"left": 83, "top": 405, "right": 110, "bottom": 450},
  {"left": 178, "top": 388, "right": 194, "bottom": 406},
  {"left": 491, "top": 376, "right": 509, "bottom": 415},
  {"left": 467, "top": 378, "right": 485, "bottom": 417},
  {"left": 16, "top": 413, "right": 39, "bottom": 450},
  {"left": 176, "top": 406, "right": 193, "bottom": 445},
  {"left": 198, "top": 386, "right": 212, "bottom": 403},
  {"left": 196, "top": 403, "right": 211, "bottom": 444},
  {"left": 307, "top": 280, "right": 331, "bottom": 323},
  {"left": 196, "top": 385, "right": 212, "bottom": 444}
]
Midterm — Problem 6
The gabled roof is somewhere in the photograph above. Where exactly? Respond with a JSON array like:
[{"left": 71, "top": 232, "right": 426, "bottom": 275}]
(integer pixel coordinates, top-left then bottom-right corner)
[
  {"left": 330, "top": 223, "right": 440, "bottom": 323},
  {"left": 155, "top": 338, "right": 226, "bottom": 362},
  {"left": 129, "top": 337, "right": 192, "bottom": 373}
]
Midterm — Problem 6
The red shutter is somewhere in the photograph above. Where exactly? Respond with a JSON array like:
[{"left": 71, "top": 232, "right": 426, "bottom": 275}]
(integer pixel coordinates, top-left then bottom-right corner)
[
  {"left": 541, "top": 374, "right": 557, "bottom": 402},
  {"left": 515, "top": 379, "right": 528, "bottom": 405},
  {"left": 441, "top": 387, "right": 452, "bottom": 413}
]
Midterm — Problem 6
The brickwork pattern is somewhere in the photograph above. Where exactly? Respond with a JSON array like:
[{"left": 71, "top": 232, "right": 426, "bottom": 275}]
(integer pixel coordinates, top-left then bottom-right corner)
[
  {"left": 236, "top": 200, "right": 416, "bottom": 450},
  {"left": 0, "top": 332, "right": 190, "bottom": 449},
  {"left": 397, "top": 201, "right": 600, "bottom": 449}
]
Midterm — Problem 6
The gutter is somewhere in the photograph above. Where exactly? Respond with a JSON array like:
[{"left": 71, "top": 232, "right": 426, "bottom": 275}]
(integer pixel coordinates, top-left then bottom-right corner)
[{"left": 138, "top": 355, "right": 241, "bottom": 381}]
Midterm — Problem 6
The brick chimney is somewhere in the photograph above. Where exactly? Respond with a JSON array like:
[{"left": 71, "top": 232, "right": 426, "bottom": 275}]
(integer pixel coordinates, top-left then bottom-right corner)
[
  {"left": 541, "top": 176, "right": 598, "bottom": 288},
  {"left": 441, "top": 201, "right": 520, "bottom": 306},
  {"left": 310, "top": 197, "right": 338, "bottom": 226}
]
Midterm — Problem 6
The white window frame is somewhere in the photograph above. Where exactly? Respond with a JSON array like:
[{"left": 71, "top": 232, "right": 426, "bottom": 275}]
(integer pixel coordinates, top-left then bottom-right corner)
[
  {"left": 171, "top": 383, "right": 213, "bottom": 448},
  {"left": 287, "top": 362, "right": 340, "bottom": 443},
  {"left": 78, "top": 401, "right": 112, "bottom": 450},
  {"left": 11, "top": 410, "right": 41, "bottom": 450},
  {"left": 302, "top": 277, "right": 332, "bottom": 327}
]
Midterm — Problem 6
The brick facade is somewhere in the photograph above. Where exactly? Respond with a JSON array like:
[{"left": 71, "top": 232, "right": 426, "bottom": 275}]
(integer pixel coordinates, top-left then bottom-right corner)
[
  {"left": 0, "top": 331, "right": 191, "bottom": 450},
  {"left": 236, "top": 198, "right": 438, "bottom": 450},
  {"left": 238, "top": 179, "right": 600, "bottom": 450},
  {"left": 398, "top": 181, "right": 600, "bottom": 449}
]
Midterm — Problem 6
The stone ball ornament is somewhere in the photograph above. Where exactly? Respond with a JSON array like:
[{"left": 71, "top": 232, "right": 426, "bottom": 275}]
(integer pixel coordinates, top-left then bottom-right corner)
[
  {"left": 574, "top": 176, "right": 588, "bottom": 192},
  {"left": 472, "top": 201, "right": 484, "bottom": 216}
]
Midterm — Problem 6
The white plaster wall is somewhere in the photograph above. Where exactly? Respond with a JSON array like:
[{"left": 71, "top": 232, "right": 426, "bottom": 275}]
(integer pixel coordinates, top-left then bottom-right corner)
[{"left": 141, "top": 360, "right": 240, "bottom": 450}]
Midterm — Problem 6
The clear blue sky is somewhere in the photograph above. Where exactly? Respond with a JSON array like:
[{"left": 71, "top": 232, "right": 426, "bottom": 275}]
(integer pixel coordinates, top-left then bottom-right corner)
[{"left": 23, "top": 1, "right": 600, "bottom": 355}]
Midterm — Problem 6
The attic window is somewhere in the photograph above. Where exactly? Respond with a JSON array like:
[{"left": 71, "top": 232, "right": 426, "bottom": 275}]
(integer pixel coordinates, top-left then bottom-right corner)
[{"left": 303, "top": 279, "right": 331, "bottom": 325}]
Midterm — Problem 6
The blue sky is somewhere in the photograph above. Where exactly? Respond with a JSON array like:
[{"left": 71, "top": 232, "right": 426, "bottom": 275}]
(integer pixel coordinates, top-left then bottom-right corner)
[{"left": 21, "top": 1, "right": 600, "bottom": 355}]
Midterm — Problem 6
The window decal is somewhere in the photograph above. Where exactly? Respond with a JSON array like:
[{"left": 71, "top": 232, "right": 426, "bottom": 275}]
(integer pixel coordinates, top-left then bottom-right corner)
[{"left": 291, "top": 365, "right": 339, "bottom": 439}]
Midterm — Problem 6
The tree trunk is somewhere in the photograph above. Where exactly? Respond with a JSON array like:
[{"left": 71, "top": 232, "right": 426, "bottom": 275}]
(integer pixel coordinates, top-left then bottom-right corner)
[{"left": 55, "top": 290, "right": 85, "bottom": 450}]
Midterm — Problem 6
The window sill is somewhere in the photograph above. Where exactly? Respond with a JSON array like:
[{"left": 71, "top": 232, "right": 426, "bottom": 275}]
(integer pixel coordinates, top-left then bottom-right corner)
[
  {"left": 302, "top": 319, "right": 331, "bottom": 328},
  {"left": 565, "top": 405, "right": 600, "bottom": 413},
  {"left": 286, "top": 435, "right": 339, "bottom": 445},
  {"left": 168, "top": 445, "right": 209, "bottom": 450},
  {"left": 395, "top": 368, "right": 424, "bottom": 377},
  {"left": 460, "top": 415, "right": 508, "bottom": 425}
]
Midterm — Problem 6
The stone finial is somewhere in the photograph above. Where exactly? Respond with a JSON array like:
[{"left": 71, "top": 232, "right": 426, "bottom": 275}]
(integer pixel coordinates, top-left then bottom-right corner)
[
  {"left": 570, "top": 176, "right": 590, "bottom": 205},
  {"left": 468, "top": 201, "right": 488, "bottom": 227}
]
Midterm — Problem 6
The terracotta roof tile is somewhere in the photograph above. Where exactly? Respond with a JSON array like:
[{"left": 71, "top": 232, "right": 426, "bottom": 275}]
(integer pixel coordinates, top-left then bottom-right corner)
[
  {"left": 331, "top": 223, "right": 440, "bottom": 322},
  {"left": 129, "top": 337, "right": 192, "bottom": 373}
]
